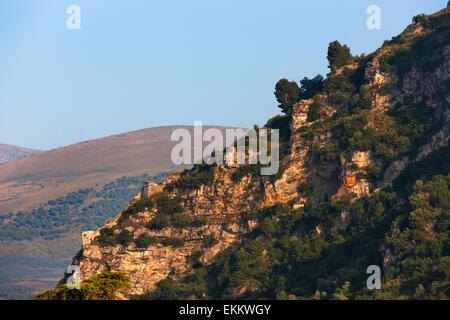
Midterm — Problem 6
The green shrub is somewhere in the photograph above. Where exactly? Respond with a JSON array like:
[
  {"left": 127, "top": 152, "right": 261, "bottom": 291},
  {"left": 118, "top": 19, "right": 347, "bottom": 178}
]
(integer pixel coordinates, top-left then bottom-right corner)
[
  {"left": 161, "top": 237, "right": 185, "bottom": 247},
  {"left": 152, "top": 193, "right": 183, "bottom": 215},
  {"left": 332, "top": 195, "right": 352, "bottom": 212},
  {"left": 231, "top": 164, "right": 261, "bottom": 182},
  {"left": 186, "top": 250, "right": 205, "bottom": 266},
  {"left": 98, "top": 227, "right": 117, "bottom": 246},
  {"left": 307, "top": 96, "right": 324, "bottom": 122},
  {"left": 259, "top": 218, "right": 278, "bottom": 238},
  {"left": 191, "top": 217, "right": 208, "bottom": 228},
  {"left": 379, "top": 53, "right": 394, "bottom": 73},
  {"left": 147, "top": 214, "right": 171, "bottom": 230},
  {"left": 172, "top": 213, "right": 191, "bottom": 228},
  {"left": 311, "top": 143, "right": 339, "bottom": 163},
  {"left": 118, "top": 198, "right": 155, "bottom": 224},
  {"left": 116, "top": 230, "right": 133, "bottom": 245},
  {"left": 133, "top": 278, "right": 181, "bottom": 300},
  {"left": 135, "top": 233, "right": 158, "bottom": 248},
  {"left": 297, "top": 182, "right": 313, "bottom": 196},
  {"left": 165, "top": 164, "right": 215, "bottom": 191},
  {"left": 203, "top": 233, "right": 219, "bottom": 248},
  {"left": 34, "top": 271, "right": 130, "bottom": 300}
]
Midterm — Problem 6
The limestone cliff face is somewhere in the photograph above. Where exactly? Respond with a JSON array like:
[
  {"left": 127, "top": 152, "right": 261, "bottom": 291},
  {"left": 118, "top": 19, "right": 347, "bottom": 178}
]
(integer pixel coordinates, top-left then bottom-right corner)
[
  {"left": 73, "top": 134, "right": 311, "bottom": 295},
  {"left": 66, "top": 8, "right": 449, "bottom": 297}
]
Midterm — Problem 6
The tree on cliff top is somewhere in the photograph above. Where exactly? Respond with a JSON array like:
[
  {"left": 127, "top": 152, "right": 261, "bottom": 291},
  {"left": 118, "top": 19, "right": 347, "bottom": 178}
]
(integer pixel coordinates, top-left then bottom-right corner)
[
  {"left": 300, "top": 74, "right": 324, "bottom": 99},
  {"left": 327, "top": 40, "right": 355, "bottom": 73},
  {"left": 274, "top": 78, "right": 300, "bottom": 114}
]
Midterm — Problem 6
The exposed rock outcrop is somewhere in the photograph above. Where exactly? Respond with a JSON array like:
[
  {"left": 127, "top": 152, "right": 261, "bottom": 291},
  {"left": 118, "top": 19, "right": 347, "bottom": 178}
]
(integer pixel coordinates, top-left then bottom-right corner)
[{"left": 64, "top": 8, "right": 450, "bottom": 298}]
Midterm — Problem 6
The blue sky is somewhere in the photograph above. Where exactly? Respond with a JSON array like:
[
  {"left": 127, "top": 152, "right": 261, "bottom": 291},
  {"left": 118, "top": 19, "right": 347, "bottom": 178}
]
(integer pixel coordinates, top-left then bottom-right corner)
[{"left": 0, "top": 0, "right": 445, "bottom": 150}]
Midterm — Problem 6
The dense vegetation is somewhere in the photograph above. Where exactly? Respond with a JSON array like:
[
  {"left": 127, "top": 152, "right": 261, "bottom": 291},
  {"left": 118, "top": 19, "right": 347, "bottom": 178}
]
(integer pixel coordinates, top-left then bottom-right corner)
[
  {"left": 165, "top": 164, "right": 216, "bottom": 191},
  {"left": 36, "top": 7, "right": 449, "bottom": 301},
  {"left": 34, "top": 271, "right": 130, "bottom": 300},
  {"left": 135, "top": 169, "right": 449, "bottom": 300},
  {"left": 133, "top": 8, "right": 449, "bottom": 300}
]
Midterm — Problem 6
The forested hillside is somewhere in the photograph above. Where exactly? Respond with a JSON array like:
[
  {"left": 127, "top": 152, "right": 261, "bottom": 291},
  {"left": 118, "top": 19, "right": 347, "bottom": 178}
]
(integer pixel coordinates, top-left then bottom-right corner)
[
  {"left": 0, "top": 172, "right": 169, "bottom": 299},
  {"left": 38, "top": 6, "right": 449, "bottom": 301}
]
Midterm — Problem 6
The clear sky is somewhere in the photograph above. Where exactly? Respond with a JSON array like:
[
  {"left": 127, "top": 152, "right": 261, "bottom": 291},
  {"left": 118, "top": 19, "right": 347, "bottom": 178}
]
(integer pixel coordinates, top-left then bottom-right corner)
[{"left": 0, "top": 0, "right": 446, "bottom": 150}]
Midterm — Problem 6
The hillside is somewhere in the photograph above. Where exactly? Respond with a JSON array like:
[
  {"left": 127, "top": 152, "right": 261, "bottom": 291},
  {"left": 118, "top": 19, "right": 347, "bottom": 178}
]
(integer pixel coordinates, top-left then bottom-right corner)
[
  {"left": 39, "top": 7, "right": 449, "bottom": 300},
  {"left": 0, "top": 126, "right": 239, "bottom": 215},
  {"left": 0, "top": 125, "right": 243, "bottom": 299},
  {"left": 0, "top": 144, "right": 40, "bottom": 164}
]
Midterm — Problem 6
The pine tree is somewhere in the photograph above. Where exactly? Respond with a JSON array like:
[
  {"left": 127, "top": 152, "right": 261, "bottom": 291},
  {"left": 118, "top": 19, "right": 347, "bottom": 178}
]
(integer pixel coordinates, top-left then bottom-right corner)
[
  {"left": 274, "top": 78, "right": 300, "bottom": 114},
  {"left": 327, "top": 41, "right": 354, "bottom": 73}
]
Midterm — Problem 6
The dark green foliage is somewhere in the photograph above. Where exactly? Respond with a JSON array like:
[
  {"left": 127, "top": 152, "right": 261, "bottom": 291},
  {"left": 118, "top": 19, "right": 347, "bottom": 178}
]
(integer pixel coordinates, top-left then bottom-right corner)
[
  {"left": 265, "top": 115, "right": 292, "bottom": 163},
  {"left": 145, "top": 193, "right": 191, "bottom": 231},
  {"left": 311, "top": 143, "right": 339, "bottom": 163},
  {"left": 34, "top": 271, "right": 130, "bottom": 300},
  {"left": 160, "top": 237, "right": 185, "bottom": 247},
  {"left": 186, "top": 250, "right": 205, "bottom": 267},
  {"left": 323, "top": 64, "right": 365, "bottom": 109},
  {"left": 413, "top": 14, "right": 427, "bottom": 23},
  {"left": 274, "top": 78, "right": 300, "bottom": 114},
  {"left": 132, "top": 278, "right": 181, "bottom": 300},
  {"left": 116, "top": 230, "right": 133, "bottom": 245},
  {"left": 118, "top": 198, "right": 154, "bottom": 224},
  {"left": 97, "top": 228, "right": 133, "bottom": 246},
  {"left": 98, "top": 228, "right": 117, "bottom": 246},
  {"left": 135, "top": 233, "right": 158, "bottom": 248},
  {"left": 388, "top": 28, "right": 448, "bottom": 86},
  {"left": 153, "top": 193, "right": 184, "bottom": 215},
  {"left": 297, "top": 182, "right": 312, "bottom": 196},
  {"left": 332, "top": 195, "right": 352, "bottom": 212},
  {"left": 265, "top": 115, "right": 291, "bottom": 142},
  {"left": 231, "top": 163, "right": 262, "bottom": 182},
  {"left": 203, "top": 233, "right": 219, "bottom": 248},
  {"left": 380, "top": 174, "right": 450, "bottom": 299},
  {"left": 165, "top": 164, "right": 215, "bottom": 191},
  {"left": 172, "top": 213, "right": 192, "bottom": 228},
  {"left": 393, "top": 145, "right": 450, "bottom": 194},
  {"left": 379, "top": 53, "right": 394, "bottom": 73},
  {"left": 324, "top": 93, "right": 438, "bottom": 169},
  {"left": 299, "top": 75, "right": 324, "bottom": 99},
  {"left": 387, "top": 99, "right": 436, "bottom": 154},
  {"left": 191, "top": 217, "right": 208, "bottom": 228},
  {"left": 327, "top": 41, "right": 355, "bottom": 73},
  {"left": 0, "top": 173, "right": 169, "bottom": 241},
  {"left": 147, "top": 214, "right": 171, "bottom": 230},
  {"left": 136, "top": 166, "right": 449, "bottom": 300},
  {"left": 259, "top": 218, "right": 278, "bottom": 238},
  {"left": 307, "top": 95, "right": 324, "bottom": 122}
]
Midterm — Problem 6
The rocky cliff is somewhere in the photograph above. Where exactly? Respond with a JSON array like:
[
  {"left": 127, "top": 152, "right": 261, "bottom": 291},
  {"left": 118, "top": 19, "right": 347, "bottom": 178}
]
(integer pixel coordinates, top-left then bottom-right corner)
[{"left": 62, "top": 7, "right": 449, "bottom": 298}]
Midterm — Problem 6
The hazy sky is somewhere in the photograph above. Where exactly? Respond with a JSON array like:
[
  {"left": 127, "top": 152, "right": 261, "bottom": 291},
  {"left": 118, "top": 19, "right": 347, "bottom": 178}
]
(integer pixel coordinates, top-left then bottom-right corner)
[{"left": 0, "top": 0, "right": 445, "bottom": 150}]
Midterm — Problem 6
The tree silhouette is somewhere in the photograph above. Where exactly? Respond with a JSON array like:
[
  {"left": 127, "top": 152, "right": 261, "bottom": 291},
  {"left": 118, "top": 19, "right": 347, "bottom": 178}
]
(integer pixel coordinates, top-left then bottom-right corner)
[
  {"left": 274, "top": 78, "right": 300, "bottom": 114},
  {"left": 327, "top": 41, "right": 354, "bottom": 73}
]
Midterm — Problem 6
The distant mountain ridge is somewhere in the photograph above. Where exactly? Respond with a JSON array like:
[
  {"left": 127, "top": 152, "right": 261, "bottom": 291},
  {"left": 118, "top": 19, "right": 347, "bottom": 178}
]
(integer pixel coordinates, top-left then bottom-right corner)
[
  {"left": 0, "top": 125, "right": 243, "bottom": 214},
  {"left": 0, "top": 143, "right": 41, "bottom": 164},
  {"left": 0, "top": 125, "right": 244, "bottom": 299}
]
